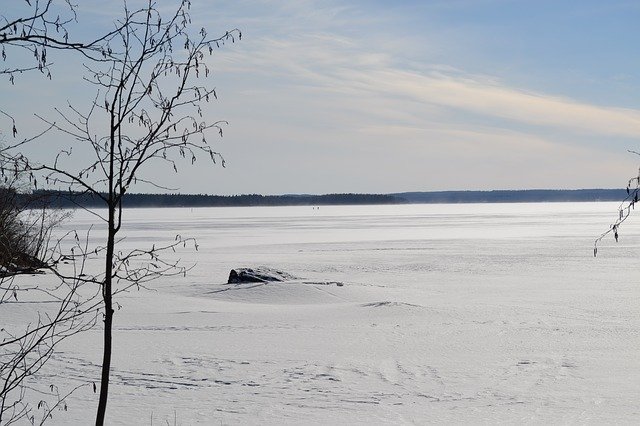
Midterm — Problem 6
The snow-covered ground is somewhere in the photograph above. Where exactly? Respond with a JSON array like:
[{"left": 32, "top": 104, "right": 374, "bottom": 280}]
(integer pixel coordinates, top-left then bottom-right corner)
[{"left": 6, "top": 202, "right": 640, "bottom": 424}]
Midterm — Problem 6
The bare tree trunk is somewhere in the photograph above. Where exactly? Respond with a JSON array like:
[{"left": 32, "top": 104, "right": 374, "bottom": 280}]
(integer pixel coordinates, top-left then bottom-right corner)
[
  {"left": 96, "top": 272, "right": 113, "bottom": 425},
  {"left": 96, "top": 201, "right": 115, "bottom": 425}
]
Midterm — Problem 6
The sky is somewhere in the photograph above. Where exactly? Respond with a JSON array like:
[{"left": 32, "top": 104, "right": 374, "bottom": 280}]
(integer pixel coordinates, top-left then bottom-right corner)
[{"left": 2, "top": 0, "right": 640, "bottom": 195}]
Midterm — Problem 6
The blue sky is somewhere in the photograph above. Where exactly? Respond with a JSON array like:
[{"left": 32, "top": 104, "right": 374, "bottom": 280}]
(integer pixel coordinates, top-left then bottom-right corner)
[{"left": 2, "top": 0, "right": 639, "bottom": 195}]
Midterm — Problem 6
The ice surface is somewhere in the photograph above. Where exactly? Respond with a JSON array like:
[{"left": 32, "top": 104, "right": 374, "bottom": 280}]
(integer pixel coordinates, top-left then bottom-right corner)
[{"left": 4, "top": 202, "right": 640, "bottom": 424}]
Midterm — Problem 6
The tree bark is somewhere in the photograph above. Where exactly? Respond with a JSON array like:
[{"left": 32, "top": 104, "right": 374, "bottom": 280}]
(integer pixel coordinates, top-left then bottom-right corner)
[
  {"left": 95, "top": 201, "right": 115, "bottom": 425},
  {"left": 95, "top": 291, "right": 112, "bottom": 426}
]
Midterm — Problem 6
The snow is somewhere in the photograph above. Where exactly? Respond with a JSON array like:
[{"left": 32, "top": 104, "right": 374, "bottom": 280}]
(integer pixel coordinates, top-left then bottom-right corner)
[{"left": 4, "top": 202, "right": 640, "bottom": 424}]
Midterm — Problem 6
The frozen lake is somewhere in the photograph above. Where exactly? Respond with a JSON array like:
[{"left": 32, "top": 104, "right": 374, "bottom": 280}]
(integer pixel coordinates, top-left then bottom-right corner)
[{"left": 8, "top": 202, "right": 640, "bottom": 424}]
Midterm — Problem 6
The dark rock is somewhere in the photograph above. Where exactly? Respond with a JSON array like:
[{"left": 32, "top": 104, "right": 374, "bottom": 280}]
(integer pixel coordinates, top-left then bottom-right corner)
[{"left": 227, "top": 267, "right": 297, "bottom": 284}]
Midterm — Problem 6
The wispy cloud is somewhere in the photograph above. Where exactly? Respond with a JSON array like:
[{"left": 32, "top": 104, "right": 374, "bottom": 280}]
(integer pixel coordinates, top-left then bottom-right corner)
[
  {"left": 218, "top": 29, "right": 640, "bottom": 140},
  {"left": 356, "top": 69, "right": 640, "bottom": 139}
]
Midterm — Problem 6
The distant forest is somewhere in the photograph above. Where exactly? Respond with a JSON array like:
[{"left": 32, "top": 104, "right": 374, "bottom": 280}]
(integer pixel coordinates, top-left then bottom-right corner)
[
  {"left": 20, "top": 188, "right": 628, "bottom": 208},
  {"left": 394, "top": 189, "right": 627, "bottom": 204},
  {"left": 29, "top": 191, "right": 402, "bottom": 208}
]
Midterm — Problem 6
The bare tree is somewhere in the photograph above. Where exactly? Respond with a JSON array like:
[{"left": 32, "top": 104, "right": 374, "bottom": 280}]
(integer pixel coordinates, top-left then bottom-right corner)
[
  {"left": 0, "top": 2, "right": 129, "bottom": 423},
  {"left": 594, "top": 151, "right": 640, "bottom": 256},
  {"left": 4, "top": 0, "right": 240, "bottom": 423}
]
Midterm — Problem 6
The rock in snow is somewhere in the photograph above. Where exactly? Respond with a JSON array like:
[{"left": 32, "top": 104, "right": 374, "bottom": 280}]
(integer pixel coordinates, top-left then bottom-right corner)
[{"left": 227, "top": 267, "right": 298, "bottom": 284}]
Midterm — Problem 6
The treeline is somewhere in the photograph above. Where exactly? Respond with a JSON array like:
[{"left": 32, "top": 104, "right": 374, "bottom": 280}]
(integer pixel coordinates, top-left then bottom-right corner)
[
  {"left": 394, "top": 189, "right": 627, "bottom": 203},
  {"left": 26, "top": 191, "right": 403, "bottom": 208},
  {"left": 18, "top": 188, "right": 628, "bottom": 208}
]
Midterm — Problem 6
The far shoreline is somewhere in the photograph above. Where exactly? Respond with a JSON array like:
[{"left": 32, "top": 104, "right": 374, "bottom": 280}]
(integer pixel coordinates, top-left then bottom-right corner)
[{"left": 24, "top": 188, "right": 628, "bottom": 208}]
